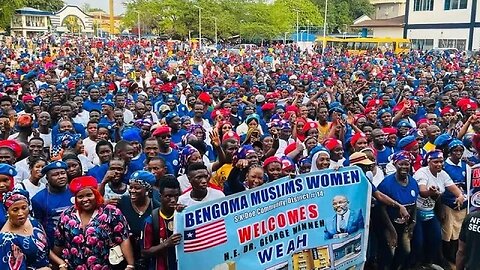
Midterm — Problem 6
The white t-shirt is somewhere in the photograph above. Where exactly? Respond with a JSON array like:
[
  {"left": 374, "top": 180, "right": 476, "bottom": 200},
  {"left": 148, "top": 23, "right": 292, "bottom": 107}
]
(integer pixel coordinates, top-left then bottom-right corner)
[
  {"left": 178, "top": 187, "right": 225, "bottom": 207},
  {"left": 177, "top": 174, "right": 190, "bottom": 193},
  {"left": 15, "top": 179, "right": 46, "bottom": 198},
  {"left": 83, "top": 137, "right": 98, "bottom": 164},
  {"left": 413, "top": 166, "right": 455, "bottom": 211}
]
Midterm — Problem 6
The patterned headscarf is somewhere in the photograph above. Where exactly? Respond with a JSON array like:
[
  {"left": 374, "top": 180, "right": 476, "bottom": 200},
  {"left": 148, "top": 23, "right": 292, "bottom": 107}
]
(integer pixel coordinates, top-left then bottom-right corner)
[
  {"left": 188, "top": 124, "right": 206, "bottom": 140},
  {"left": 236, "top": 144, "right": 256, "bottom": 159},
  {"left": 129, "top": 170, "right": 156, "bottom": 193},
  {"left": 180, "top": 144, "right": 200, "bottom": 168},
  {"left": 392, "top": 151, "right": 414, "bottom": 164},
  {"left": 3, "top": 188, "right": 30, "bottom": 209}
]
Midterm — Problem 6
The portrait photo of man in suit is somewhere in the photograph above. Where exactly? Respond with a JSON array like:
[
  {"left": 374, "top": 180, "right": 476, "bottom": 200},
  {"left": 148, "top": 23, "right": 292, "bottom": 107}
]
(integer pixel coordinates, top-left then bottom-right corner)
[{"left": 325, "top": 195, "right": 364, "bottom": 239}]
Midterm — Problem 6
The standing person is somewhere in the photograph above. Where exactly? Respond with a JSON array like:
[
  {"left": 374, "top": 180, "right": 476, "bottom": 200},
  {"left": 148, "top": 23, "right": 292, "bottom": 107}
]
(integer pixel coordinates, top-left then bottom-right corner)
[
  {"left": 0, "top": 189, "right": 63, "bottom": 270},
  {"left": 377, "top": 151, "right": 419, "bottom": 270},
  {"left": 153, "top": 126, "right": 180, "bottom": 175},
  {"left": 117, "top": 170, "right": 160, "bottom": 269},
  {"left": 31, "top": 161, "right": 73, "bottom": 247},
  {"left": 14, "top": 137, "right": 44, "bottom": 183},
  {"left": 0, "top": 164, "right": 17, "bottom": 227},
  {"left": 442, "top": 139, "right": 469, "bottom": 264},
  {"left": 98, "top": 157, "right": 128, "bottom": 203},
  {"left": 413, "top": 149, "right": 465, "bottom": 268},
  {"left": 53, "top": 176, "right": 135, "bottom": 269},
  {"left": 456, "top": 211, "right": 480, "bottom": 270},
  {"left": 15, "top": 156, "right": 47, "bottom": 198},
  {"left": 178, "top": 163, "right": 224, "bottom": 207},
  {"left": 62, "top": 154, "right": 83, "bottom": 182},
  {"left": 142, "top": 176, "right": 182, "bottom": 270},
  {"left": 83, "top": 120, "right": 99, "bottom": 164}
]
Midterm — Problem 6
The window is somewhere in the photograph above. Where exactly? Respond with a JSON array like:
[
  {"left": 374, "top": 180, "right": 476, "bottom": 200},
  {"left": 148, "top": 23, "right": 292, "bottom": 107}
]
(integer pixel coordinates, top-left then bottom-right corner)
[
  {"left": 438, "top": 39, "right": 466, "bottom": 50},
  {"left": 414, "top": 0, "right": 434, "bottom": 11},
  {"left": 444, "top": 0, "right": 468, "bottom": 10},
  {"left": 411, "top": 39, "right": 434, "bottom": 50}
]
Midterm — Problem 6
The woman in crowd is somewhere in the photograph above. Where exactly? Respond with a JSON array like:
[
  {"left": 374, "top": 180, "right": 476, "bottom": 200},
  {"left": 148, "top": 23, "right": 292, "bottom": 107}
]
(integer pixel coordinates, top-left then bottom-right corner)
[
  {"left": 16, "top": 156, "right": 47, "bottom": 198},
  {"left": 0, "top": 164, "right": 17, "bottom": 227},
  {"left": 310, "top": 147, "right": 331, "bottom": 172},
  {"left": 0, "top": 189, "right": 59, "bottom": 270},
  {"left": 117, "top": 170, "right": 160, "bottom": 269},
  {"left": 224, "top": 144, "right": 260, "bottom": 195},
  {"left": 412, "top": 149, "right": 465, "bottom": 268},
  {"left": 54, "top": 175, "right": 135, "bottom": 269},
  {"left": 377, "top": 151, "right": 419, "bottom": 270}
]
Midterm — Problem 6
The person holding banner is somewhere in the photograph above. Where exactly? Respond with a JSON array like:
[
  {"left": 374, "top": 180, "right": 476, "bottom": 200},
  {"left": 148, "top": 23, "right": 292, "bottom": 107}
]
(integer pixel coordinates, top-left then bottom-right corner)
[
  {"left": 412, "top": 149, "right": 465, "bottom": 269},
  {"left": 310, "top": 146, "right": 331, "bottom": 172},
  {"left": 141, "top": 176, "right": 182, "bottom": 270},
  {"left": 377, "top": 151, "right": 419, "bottom": 270}
]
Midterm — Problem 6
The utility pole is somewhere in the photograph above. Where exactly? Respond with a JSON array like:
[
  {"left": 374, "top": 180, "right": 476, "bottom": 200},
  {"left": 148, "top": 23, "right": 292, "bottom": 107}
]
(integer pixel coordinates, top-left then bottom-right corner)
[
  {"left": 214, "top": 17, "right": 218, "bottom": 48},
  {"left": 194, "top": 5, "right": 202, "bottom": 50},
  {"left": 323, "top": 0, "right": 328, "bottom": 51}
]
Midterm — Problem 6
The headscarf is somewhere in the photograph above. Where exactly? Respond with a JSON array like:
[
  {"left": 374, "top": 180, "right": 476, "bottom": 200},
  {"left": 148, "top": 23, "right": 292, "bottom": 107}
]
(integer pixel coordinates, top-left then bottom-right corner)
[
  {"left": 392, "top": 150, "right": 414, "bottom": 164},
  {"left": 129, "top": 170, "right": 156, "bottom": 193},
  {"left": 310, "top": 147, "right": 330, "bottom": 172},
  {"left": 423, "top": 149, "right": 444, "bottom": 166},
  {"left": 188, "top": 124, "right": 206, "bottom": 140},
  {"left": 245, "top": 114, "right": 260, "bottom": 125},
  {"left": 3, "top": 189, "right": 29, "bottom": 209},
  {"left": 236, "top": 144, "right": 256, "bottom": 159},
  {"left": 448, "top": 139, "right": 464, "bottom": 151},
  {"left": 180, "top": 144, "right": 200, "bottom": 168}
]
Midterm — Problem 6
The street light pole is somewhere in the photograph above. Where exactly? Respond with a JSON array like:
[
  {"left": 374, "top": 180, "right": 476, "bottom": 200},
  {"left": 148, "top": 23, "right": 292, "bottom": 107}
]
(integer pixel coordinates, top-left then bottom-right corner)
[
  {"left": 322, "top": 0, "right": 328, "bottom": 51},
  {"left": 214, "top": 17, "right": 218, "bottom": 48},
  {"left": 135, "top": 10, "right": 141, "bottom": 45},
  {"left": 194, "top": 5, "right": 202, "bottom": 50},
  {"left": 296, "top": 10, "right": 299, "bottom": 44}
]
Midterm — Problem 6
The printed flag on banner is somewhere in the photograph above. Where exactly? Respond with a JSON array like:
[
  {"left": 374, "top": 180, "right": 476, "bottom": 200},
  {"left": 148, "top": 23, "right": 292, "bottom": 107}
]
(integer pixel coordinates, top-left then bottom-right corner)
[
  {"left": 184, "top": 219, "right": 227, "bottom": 252},
  {"left": 175, "top": 166, "right": 372, "bottom": 270}
]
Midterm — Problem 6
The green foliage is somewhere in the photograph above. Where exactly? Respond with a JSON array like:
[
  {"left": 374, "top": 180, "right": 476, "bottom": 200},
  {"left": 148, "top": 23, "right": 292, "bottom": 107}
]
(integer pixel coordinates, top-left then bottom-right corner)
[
  {"left": 122, "top": 0, "right": 373, "bottom": 40},
  {"left": 0, "top": 0, "right": 25, "bottom": 30},
  {"left": 24, "top": 0, "right": 64, "bottom": 12}
]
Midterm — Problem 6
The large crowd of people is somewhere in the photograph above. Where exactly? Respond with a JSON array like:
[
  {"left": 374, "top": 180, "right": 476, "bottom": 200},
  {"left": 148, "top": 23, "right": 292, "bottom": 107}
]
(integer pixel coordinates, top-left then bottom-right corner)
[{"left": 0, "top": 35, "right": 478, "bottom": 270}]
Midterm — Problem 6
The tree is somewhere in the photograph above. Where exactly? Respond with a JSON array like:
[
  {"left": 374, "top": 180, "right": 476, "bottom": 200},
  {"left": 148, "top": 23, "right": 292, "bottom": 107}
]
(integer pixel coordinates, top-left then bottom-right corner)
[
  {"left": 312, "top": 0, "right": 374, "bottom": 33},
  {"left": 24, "top": 0, "right": 64, "bottom": 12}
]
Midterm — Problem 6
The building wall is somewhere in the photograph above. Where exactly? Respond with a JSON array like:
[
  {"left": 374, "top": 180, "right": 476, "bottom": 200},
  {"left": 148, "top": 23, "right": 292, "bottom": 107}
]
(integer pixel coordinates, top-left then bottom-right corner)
[
  {"left": 375, "top": 3, "right": 406, "bottom": 19},
  {"left": 405, "top": 0, "right": 480, "bottom": 50},
  {"left": 373, "top": 27, "right": 404, "bottom": 37}
]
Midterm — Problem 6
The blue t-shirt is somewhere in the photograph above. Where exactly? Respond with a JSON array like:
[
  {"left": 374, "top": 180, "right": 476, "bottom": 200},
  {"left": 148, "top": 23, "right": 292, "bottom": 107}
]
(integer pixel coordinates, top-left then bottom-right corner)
[
  {"left": 31, "top": 188, "right": 73, "bottom": 247},
  {"left": 83, "top": 99, "right": 102, "bottom": 112},
  {"left": 159, "top": 149, "right": 180, "bottom": 175},
  {"left": 376, "top": 146, "right": 393, "bottom": 169},
  {"left": 171, "top": 129, "right": 187, "bottom": 145},
  {"left": 377, "top": 173, "right": 419, "bottom": 220},
  {"left": 443, "top": 160, "right": 468, "bottom": 209}
]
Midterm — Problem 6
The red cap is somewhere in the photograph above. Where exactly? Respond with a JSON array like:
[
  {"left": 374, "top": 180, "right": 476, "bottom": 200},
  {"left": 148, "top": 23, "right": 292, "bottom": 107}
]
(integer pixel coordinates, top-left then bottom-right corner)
[
  {"left": 152, "top": 126, "right": 172, "bottom": 137},
  {"left": 364, "top": 106, "right": 377, "bottom": 115},
  {"left": 21, "top": 95, "right": 34, "bottom": 103},
  {"left": 261, "top": 103, "right": 275, "bottom": 111},
  {"left": 263, "top": 156, "right": 282, "bottom": 168},
  {"left": 366, "top": 99, "right": 383, "bottom": 108},
  {"left": 69, "top": 176, "right": 98, "bottom": 195},
  {"left": 302, "top": 121, "right": 319, "bottom": 134},
  {"left": 0, "top": 140, "right": 22, "bottom": 159},
  {"left": 440, "top": 106, "right": 455, "bottom": 116},
  {"left": 323, "top": 138, "right": 342, "bottom": 150},
  {"left": 350, "top": 132, "right": 367, "bottom": 147},
  {"left": 198, "top": 92, "right": 212, "bottom": 105},
  {"left": 222, "top": 131, "right": 240, "bottom": 142},
  {"left": 382, "top": 127, "right": 398, "bottom": 135}
]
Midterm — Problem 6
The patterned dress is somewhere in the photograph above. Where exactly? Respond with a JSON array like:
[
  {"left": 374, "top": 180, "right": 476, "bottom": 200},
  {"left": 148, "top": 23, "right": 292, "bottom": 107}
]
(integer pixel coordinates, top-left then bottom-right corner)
[
  {"left": 0, "top": 218, "right": 50, "bottom": 270},
  {"left": 54, "top": 204, "right": 130, "bottom": 270}
]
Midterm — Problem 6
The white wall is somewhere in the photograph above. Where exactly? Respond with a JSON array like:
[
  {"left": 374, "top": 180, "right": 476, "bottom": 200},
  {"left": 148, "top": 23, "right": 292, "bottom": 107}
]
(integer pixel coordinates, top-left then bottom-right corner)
[
  {"left": 408, "top": 0, "right": 471, "bottom": 24},
  {"left": 407, "top": 28, "right": 470, "bottom": 47},
  {"left": 373, "top": 27, "right": 404, "bottom": 37},
  {"left": 473, "top": 28, "right": 480, "bottom": 50}
]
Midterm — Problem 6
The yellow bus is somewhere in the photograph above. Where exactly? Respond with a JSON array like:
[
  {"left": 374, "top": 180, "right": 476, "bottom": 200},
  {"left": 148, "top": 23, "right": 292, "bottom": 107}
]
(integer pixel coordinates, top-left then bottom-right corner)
[{"left": 316, "top": 37, "right": 411, "bottom": 54}]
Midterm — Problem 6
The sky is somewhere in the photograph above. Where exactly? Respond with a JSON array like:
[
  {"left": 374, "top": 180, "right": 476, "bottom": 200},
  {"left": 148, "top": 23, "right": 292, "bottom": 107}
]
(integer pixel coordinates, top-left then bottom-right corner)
[{"left": 65, "top": 0, "right": 126, "bottom": 15}]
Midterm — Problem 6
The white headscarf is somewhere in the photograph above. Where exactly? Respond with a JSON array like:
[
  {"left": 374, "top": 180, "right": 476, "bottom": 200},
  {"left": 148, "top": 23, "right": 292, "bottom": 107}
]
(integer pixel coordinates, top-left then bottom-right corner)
[{"left": 310, "top": 150, "right": 330, "bottom": 172}]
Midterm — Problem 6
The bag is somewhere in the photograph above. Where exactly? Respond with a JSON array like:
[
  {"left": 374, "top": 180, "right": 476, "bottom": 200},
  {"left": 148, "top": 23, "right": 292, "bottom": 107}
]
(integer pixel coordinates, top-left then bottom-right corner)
[
  {"left": 418, "top": 209, "right": 435, "bottom": 221},
  {"left": 109, "top": 245, "right": 124, "bottom": 265},
  {"left": 152, "top": 207, "right": 161, "bottom": 245}
]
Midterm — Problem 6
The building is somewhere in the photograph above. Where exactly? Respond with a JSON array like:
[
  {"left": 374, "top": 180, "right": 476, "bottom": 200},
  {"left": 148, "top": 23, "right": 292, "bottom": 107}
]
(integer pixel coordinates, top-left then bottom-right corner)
[
  {"left": 404, "top": 0, "right": 480, "bottom": 50},
  {"left": 10, "top": 7, "right": 52, "bottom": 37},
  {"left": 88, "top": 11, "right": 123, "bottom": 36},
  {"left": 292, "top": 247, "right": 331, "bottom": 270},
  {"left": 352, "top": 0, "right": 406, "bottom": 37}
]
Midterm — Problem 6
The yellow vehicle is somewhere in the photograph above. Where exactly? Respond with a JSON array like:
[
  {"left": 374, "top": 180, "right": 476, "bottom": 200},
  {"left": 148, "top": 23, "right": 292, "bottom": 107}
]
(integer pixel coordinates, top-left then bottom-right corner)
[{"left": 316, "top": 37, "right": 411, "bottom": 54}]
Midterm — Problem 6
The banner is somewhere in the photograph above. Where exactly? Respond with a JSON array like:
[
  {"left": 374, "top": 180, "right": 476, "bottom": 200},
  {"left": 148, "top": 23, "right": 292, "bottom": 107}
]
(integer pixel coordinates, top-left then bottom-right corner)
[
  {"left": 175, "top": 166, "right": 372, "bottom": 270},
  {"left": 468, "top": 164, "right": 480, "bottom": 213}
]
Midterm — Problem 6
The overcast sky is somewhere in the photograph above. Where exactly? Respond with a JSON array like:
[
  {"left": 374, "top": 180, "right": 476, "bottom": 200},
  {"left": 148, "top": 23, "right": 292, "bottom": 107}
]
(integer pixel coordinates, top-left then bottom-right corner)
[{"left": 65, "top": 0, "right": 125, "bottom": 15}]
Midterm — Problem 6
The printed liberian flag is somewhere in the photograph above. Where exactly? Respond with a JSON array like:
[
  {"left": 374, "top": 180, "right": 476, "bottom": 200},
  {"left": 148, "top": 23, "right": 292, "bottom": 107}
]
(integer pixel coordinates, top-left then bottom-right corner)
[{"left": 184, "top": 219, "right": 227, "bottom": 252}]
